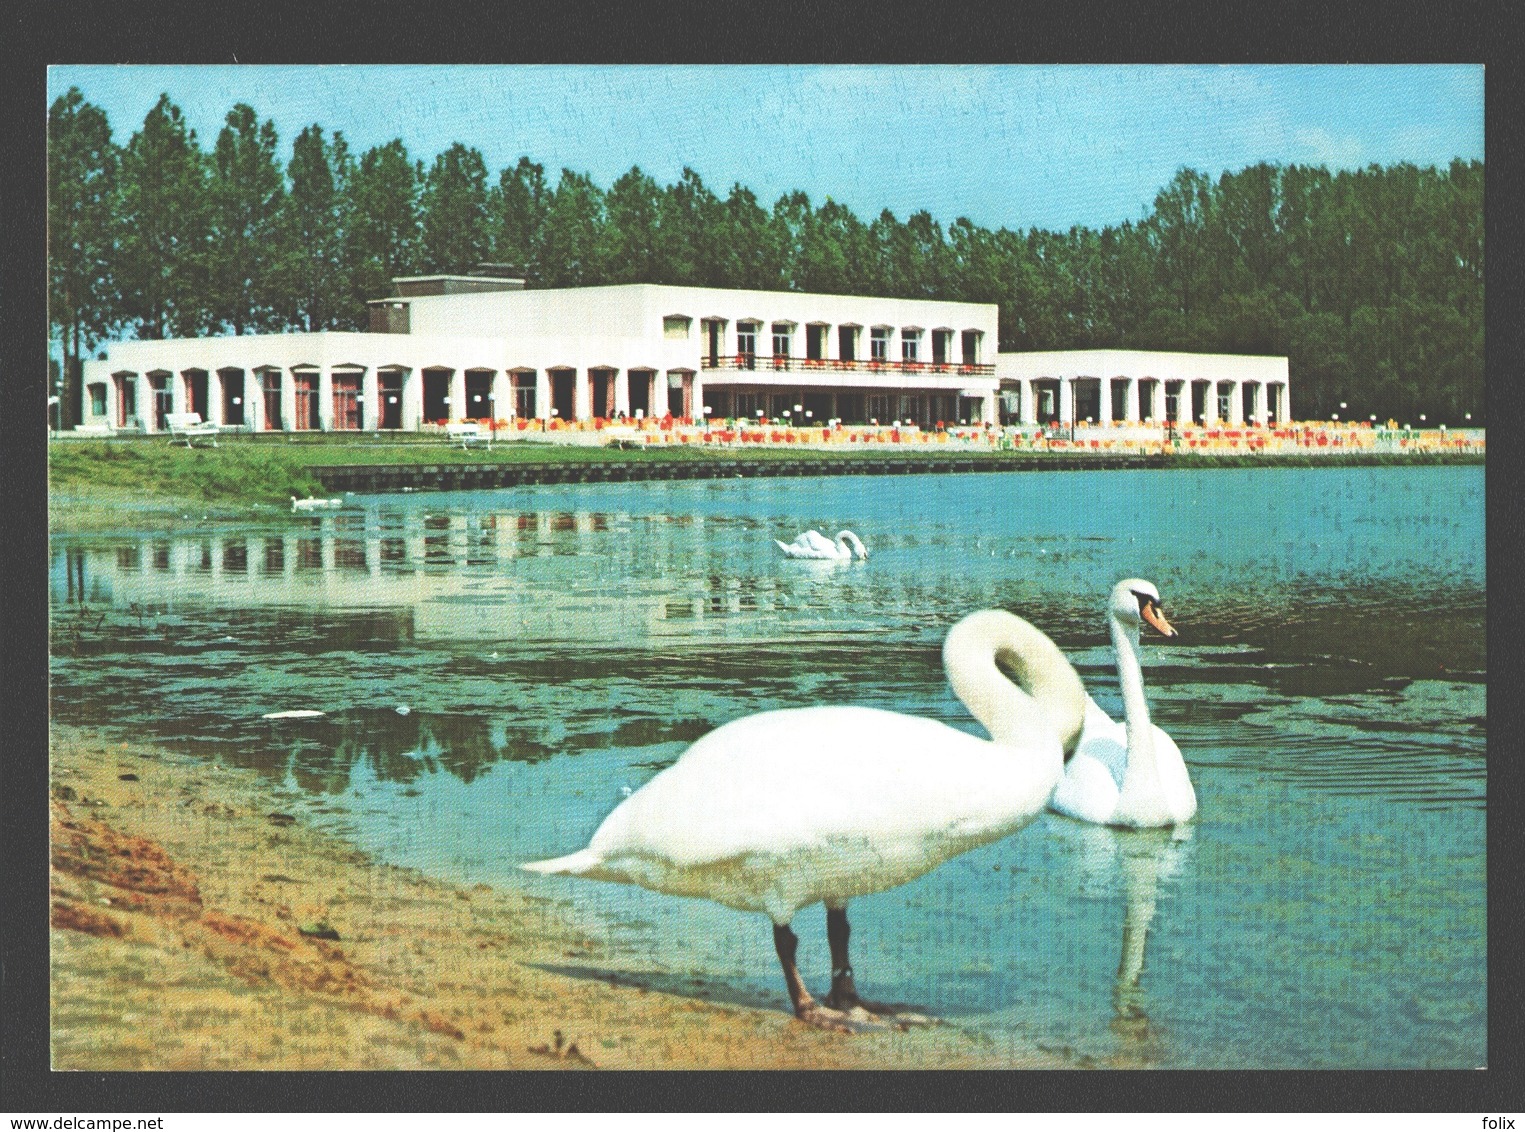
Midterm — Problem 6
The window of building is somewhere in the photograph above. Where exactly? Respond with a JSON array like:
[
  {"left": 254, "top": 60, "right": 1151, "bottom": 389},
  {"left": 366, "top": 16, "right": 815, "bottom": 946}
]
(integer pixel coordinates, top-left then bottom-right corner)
[
  {"left": 379, "top": 370, "right": 405, "bottom": 429},
  {"left": 149, "top": 373, "right": 172, "bottom": 430},
  {"left": 259, "top": 369, "right": 283, "bottom": 431},
  {"left": 737, "top": 323, "right": 758, "bottom": 368},
  {"left": 294, "top": 372, "right": 319, "bottom": 430},
  {"left": 839, "top": 325, "right": 859, "bottom": 362},
  {"left": 332, "top": 372, "right": 362, "bottom": 430},
  {"left": 664, "top": 315, "right": 692, "bottom": 339},
  {"left": 870, "top": 328, "right": 891, "bottom": 361},
  {"left": 901, "top": 328, "right": 922, "bottom": 362},
  {"left": 932, "top": 329, "right": 953, "bottom": 365},
  {"left": 627, "top": 370, "right": 652, "bottom": 418},
  {"left": 961, "top": 329, "right": 982, "bottom": 365},
  {"left": 513, "top": 371, "right": 537, "bottom": 420},
  {"left": 702, "top": 319, "right": 724, "bottom": 366},
  {"left": 115, "top": 374, "right": 137, "bottom": 427},
  {"left": 88, "top": 383, "right": 106, "bottom": 417},
  {"left": 772, "top": 323, "right": 793, "bottom": 359},
  {"left": 805, "top": 324, "right": 828, "bottom": 360}
]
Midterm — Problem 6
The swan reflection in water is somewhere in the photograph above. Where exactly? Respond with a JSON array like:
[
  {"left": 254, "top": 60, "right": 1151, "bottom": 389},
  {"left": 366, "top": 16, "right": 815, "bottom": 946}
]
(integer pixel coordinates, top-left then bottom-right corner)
[{"left": 1051, "top": 820, "right": 1194, "bottom": 1042}]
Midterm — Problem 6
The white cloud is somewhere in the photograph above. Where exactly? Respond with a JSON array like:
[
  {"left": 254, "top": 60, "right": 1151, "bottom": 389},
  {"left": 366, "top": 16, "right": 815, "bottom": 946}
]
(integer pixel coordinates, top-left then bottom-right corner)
[{"left": 1293, "top": 126, "right": 1368, "bottom": 169}]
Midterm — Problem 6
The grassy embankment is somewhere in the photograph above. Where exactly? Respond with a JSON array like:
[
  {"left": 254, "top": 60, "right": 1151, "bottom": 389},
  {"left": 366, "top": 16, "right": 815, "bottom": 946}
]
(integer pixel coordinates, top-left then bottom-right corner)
[{"left": 48, "top": 433, "right": 1483, "bottom": 523}]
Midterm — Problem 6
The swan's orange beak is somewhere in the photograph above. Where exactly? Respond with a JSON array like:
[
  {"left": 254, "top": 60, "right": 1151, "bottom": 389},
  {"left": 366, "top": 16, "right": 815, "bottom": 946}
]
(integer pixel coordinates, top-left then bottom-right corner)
[{"left": 1141, "top": 600, "right": 1177, "bottom": 638}]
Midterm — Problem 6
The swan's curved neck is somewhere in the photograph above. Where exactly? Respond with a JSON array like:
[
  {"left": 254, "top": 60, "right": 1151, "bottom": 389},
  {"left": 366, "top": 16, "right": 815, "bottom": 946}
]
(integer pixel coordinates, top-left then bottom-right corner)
[
  {"left": 1112, "top": 616, "right": 1159, "bottom": 795},
  {"left": 943, "top": 611, "right": 1086, "bottom": 758},
  {"left": 834, "top": 531, "right": 861, "bottom": 555}
]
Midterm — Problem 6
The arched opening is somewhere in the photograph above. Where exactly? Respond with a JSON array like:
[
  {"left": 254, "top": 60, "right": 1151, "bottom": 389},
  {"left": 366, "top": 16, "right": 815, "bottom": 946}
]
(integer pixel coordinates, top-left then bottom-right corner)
[
  {"left": 218, "top": 367, "right": 246, "bottom": 427},
  {"left": 147, "top": 371, "right": 173, "bottom": 431},
  {"left": 589, "top": 367, "right": 617, "bottom": 420},
  {"left": 292, "top": 368, "right": 319, "bottom": 430},
  {"left": 510, "top": 369, "right": 537, "bottom": 419},
  {"left": 1034, "top": 379, "right": 1061, "bottom": 424},
  {"left": 332, "top": 367, "right": 364, "bottom": 430},
  {"left": 378, "top": 368, "right": 406, "bottom": 430},
  {"left": 422, "top": 368, "right": 452, "bottom": 423},
  {"left": 1190, "top": 381, "right": 1207, "bottom": 425},
  {"left": 181, "top": 368, "right": 209, "bottom": 420},
  {"left": 627, "top": 369, "right": 654, "bottom": 419},
  {"left": 256, "top": 368, "right": 283, "bottom": 430},
  {"left": 464, "top": 369, "right": 495, "bottom": 421},
  {"left": 549, "top": 368, "right": 576, "bottom": 421},
  {"left": 113, "top": 372, "right": 138, "bottom": 429}
]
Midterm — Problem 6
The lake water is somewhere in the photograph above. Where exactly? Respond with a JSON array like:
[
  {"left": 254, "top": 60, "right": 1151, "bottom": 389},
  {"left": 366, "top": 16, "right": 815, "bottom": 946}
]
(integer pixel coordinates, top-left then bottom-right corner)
[{"left": 48, "top": 466, "right": 1487, "bottom": 1068}]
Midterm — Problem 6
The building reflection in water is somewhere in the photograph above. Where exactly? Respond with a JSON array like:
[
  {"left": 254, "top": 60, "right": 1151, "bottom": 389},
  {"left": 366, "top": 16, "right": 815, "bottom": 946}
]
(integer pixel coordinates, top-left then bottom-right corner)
[{"left": 48, "top": 505, "right": 916, "bottom": 645}]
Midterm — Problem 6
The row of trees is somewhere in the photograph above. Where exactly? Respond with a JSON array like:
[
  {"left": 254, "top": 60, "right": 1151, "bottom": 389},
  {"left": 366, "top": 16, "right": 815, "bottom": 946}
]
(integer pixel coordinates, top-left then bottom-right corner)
[{"left": 50, "top": 88, "right": 1484, "bottom": 426}]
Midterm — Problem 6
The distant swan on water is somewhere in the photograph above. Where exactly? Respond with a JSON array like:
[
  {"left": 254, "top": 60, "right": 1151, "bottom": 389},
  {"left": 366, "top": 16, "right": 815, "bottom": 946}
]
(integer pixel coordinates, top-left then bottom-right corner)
[
  {"left": 524, "top": 608, "right": 1086, "bottom": 1031},
  {"left": 1049, "top": 579, "right": 1197, "bottom": 828},
  {"left": 291, "top": 496, "right": 343, "bottom": 513},
  {"left": 775, "top": 529, "right": 868, "bottom": 560}
]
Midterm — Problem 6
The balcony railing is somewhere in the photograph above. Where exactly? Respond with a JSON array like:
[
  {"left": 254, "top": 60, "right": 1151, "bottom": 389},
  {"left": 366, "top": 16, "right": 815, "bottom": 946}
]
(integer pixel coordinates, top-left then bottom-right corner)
[{"left": 702, "top": 354, "right": 995, "bottom": 377}]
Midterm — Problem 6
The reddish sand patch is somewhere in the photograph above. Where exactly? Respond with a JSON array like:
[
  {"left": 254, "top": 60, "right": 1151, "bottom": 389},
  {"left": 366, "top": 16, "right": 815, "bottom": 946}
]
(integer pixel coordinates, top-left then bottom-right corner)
[
  {"left": 50, "top": 900, "right": 126, "bottom": 938},
  {"left": 51, "top": 806, "right": 203, "bottom": 909}
]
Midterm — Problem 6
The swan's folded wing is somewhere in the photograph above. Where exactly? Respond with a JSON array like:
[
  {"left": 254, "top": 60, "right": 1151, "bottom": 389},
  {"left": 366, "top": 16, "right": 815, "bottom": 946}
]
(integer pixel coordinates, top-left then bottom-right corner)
[
  {"left": 800, "top": 529, "right": 837, "bottom": 554},
  {"left": 1049, "top": 752, "right": 1121, "bottom": 823},
  {"left": 590, "top": 707, "right": 1057, "bottom": 867}
]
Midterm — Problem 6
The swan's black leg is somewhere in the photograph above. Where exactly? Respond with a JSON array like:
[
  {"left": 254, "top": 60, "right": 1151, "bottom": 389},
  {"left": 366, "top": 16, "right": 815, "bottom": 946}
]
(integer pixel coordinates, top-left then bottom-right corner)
[
  {"left": 823, "top": 905, "right": 865, "bottom": 1010},
  {"left": 822, "top": 905, "right": 935, "bottom": 1026},
  {"left": 773, "top": 922, "right": 853, "bottom": 1032}
]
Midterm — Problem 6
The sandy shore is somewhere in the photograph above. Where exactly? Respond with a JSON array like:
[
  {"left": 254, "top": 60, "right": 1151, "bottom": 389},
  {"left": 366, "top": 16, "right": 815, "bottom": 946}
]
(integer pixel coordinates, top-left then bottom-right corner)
[{"left": 49, "top": 725, "right": 1080, "bottom": 1070}]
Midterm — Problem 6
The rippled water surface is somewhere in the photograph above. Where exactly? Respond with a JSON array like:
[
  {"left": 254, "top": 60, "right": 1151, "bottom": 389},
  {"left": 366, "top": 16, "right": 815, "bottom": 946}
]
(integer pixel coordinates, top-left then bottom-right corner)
[{"left": 50, "top": 467, "right": 1486, "bottom": 1067}]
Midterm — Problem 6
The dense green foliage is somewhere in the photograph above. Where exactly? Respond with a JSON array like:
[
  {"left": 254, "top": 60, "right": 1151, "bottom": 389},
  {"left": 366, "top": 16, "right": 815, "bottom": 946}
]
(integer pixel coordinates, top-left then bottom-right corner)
[{"left": 50, "top": 89, "right": 1484, "bottom": 427}]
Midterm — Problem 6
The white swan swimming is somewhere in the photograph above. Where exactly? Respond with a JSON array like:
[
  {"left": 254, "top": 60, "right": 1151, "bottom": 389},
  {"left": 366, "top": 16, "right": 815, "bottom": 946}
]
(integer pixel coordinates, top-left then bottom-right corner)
[
  {"left": 775, "top": 529, "right": 868, "bottom": 560},
  {"left": 291, "top": 496, "right": 343, "bottom": 513},
  {"left": 524, "top": 609, "right": 1087, "bottom": 1031},
  {"left": 1049, "top": 579, "right": 1197, "bottom": 828}
]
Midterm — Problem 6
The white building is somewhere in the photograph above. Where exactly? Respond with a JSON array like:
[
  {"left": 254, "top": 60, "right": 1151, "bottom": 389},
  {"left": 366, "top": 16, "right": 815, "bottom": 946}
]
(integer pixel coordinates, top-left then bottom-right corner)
[
  {"left": 78, "top": 278, "right": 1289, "bottom": 433},
  {"left": 996, "top": 348, "right": 1290, "bottom": 427}
]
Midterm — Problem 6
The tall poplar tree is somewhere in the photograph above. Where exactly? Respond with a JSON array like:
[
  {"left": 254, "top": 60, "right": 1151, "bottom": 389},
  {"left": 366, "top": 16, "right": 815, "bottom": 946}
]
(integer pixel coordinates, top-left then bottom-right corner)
[
  {"left": 717, "top": 184, "right": 781, "bottom": 290},
  {"left": 488, "top": 157, "right": 548, "bottom": 284},
  {"left": 602, "top": 165, "right": 662, "bottom": 283},
  {"left": 539, "top": 169, "right": 605, "bottom": 287},
  {"left": 344, "top": 139, "right": 422, "bottom": 310},
  {"left": 1151, "top": 167, "right": 1214, "bottom": 324},
  {"left": 279, "top": 124, "right": 348, "bottom": 330},
  {"left": 48, "top": 87, "right": 118, "bottom": 427},
  {"left": 659, "top": 167, "right": 722, "bottom": 286},
  {"left": 420, "top": 142, "right": 491, "bottom": 274},
  {"left": 208, "top": 104, "right": 287, "bottom": 333},
  {"left": 116, "top": 94, "right": 212, "bottom": 339}
]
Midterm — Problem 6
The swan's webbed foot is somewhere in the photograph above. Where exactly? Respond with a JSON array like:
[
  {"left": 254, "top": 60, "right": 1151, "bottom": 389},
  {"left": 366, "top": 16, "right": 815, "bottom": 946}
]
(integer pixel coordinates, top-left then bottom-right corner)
[
  {"left": 824, "top": 973, "right": 938, "bottom": 1028},
  {"left": 794, "top": 1000, "right": 892, "bottom": 1033},
  {"left": 821, "top": 907, "right": 938, "bottom": 1027},
  {"left": 774, "top": 915, "right": 937, "bottom": 1034}
]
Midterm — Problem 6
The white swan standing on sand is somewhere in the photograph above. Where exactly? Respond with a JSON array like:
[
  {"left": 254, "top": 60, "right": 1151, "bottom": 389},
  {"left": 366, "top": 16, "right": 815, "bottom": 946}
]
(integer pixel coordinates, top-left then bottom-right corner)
[
  {"left": 1049, "top": 579, "right": 1197, "bottom": 828},
  {"left": 524, "top": 609, "right": 1087, "bottom": 1031},
  {"left": 775, "top": 529, "right": 868, "bottom": 560}
]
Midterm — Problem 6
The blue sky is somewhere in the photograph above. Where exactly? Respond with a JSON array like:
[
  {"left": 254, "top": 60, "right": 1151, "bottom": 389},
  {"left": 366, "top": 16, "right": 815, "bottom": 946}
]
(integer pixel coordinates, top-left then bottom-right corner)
[{"left": 48, "top": 64, "right": 1484, "bottom": 234}]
